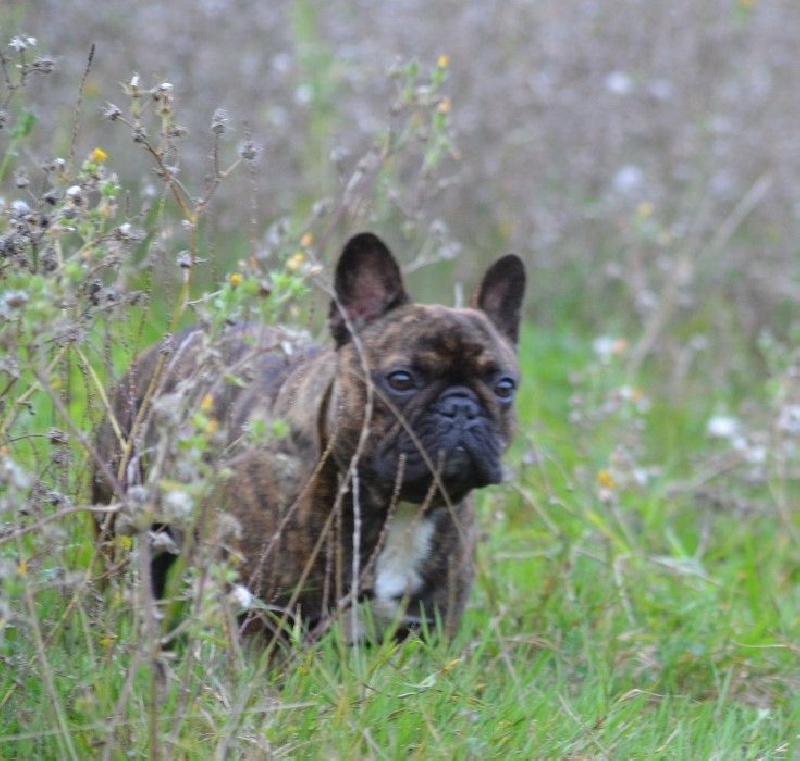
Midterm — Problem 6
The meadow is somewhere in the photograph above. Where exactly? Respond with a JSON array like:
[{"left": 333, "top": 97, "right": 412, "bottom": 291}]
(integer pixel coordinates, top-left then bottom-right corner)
[{"left": 1, "top": 13, "right": 799, "bottom": 760}]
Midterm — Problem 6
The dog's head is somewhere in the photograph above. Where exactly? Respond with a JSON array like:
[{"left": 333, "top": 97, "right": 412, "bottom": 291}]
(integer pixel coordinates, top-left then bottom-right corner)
[{"left": 325, "top": 232, "right": 525, "bottom": 507}]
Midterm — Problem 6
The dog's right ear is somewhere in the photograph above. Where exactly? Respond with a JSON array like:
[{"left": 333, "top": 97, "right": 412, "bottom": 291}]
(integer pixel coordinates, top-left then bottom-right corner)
[{"left": 328, "top": 232, "right": 410, "bottom": 346}]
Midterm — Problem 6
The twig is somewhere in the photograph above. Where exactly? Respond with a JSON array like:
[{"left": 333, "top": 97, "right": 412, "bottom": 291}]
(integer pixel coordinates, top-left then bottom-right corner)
[
  {"left": 67, "top": 44, "right": 95, "bottom": 173},
  {"left": 557, "top": 693, "right": 609, "bottom": 757}
]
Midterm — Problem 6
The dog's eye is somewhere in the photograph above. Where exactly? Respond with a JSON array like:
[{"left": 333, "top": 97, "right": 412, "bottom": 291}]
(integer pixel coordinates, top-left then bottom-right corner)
[
  {"left": 386, "top": 369, "right": 416, "bottom": 392},
  {"left": 495, "top": 377, "right": 516, "bottom": 400}
]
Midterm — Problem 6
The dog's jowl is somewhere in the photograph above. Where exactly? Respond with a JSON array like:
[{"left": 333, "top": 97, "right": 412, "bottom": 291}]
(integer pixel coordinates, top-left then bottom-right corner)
[{"left": 93, "top": 232, "right": 526, "bottom": 639}]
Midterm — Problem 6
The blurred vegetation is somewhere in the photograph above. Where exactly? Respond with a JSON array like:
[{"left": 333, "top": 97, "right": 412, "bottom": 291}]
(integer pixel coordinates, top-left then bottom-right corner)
[
  {"left": 5, "top": 1, "right": 800, "bottom": 348},
  {"left": 0, "top": 3, "right": 798, "bottom": 758}
]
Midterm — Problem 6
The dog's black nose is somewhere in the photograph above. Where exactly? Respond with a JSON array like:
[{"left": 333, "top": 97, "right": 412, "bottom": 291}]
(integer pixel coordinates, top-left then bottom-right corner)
[{"left": 438, "top": 388, "right": 480, "bottom": 420}]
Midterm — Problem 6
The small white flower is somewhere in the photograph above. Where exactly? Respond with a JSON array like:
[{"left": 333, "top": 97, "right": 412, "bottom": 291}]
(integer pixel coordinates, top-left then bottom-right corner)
[
  {"left": 272, "top": 52, "right": 292, "bottom": 75},
  {"left": 9, "top": 36, "right": 36, "bottom": 52},
  {"left": 0, "top": 456, "right": 31, "bottom": 490},
  {"left": 706, "top": 415, "right": 740, "bottom": 440},
  {"left": 294, "top": 83, "right": 313, "bottom": 105},
  {"left": 592, "top": 336, "right": 626, "bottom": 362},
  {"left": 633, "top": 466, "right": 661, "bottom": 486},
  {"left": 164, "top": 490, "right": 193, "bottom": 519},
  {"left": 778, "top": 404, "right": 800, "bottom": 435},
  {"left": 613, "top": 165, "right": 644, "bottom": 197},
  {"left": 605, "top": 70, "right": 633, "bottom": 96},
  {"left": 230, "top": 584, "right": 254, "bottom": 610},
  {"left": 746, "top": 443, "right": 767, "bottom": 466},
  {"left": 593, "top": 336, "right": 616, "bottom": 359}
]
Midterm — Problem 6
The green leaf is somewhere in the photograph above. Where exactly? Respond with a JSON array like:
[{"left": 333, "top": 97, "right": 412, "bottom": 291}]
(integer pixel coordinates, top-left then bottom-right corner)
[{"left": 13, "top": 109, "right": 36, "bottom": 139}]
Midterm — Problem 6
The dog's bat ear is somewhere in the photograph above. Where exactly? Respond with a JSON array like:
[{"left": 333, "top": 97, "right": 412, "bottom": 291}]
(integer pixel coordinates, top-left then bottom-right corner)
[
  {"left": 472, "top": 254, "right": 526, "bottom": 346},
  {"left": 329, "top": 232, "right": 410, "bottom": 345}
]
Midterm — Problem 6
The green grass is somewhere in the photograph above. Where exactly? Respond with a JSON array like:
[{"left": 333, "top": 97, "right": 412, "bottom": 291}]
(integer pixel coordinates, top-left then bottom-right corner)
[{"left": 1, "top": 322, "right": 798, "bottom": 759}]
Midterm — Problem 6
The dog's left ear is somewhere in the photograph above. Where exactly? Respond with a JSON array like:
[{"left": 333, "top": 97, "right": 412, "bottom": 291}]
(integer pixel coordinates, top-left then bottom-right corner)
[
  {"left": 329, "top": 232, "right": 410, "bottom": 345},
  {"left": 472, "top": 254, "right": 526, "bottom": 346}
]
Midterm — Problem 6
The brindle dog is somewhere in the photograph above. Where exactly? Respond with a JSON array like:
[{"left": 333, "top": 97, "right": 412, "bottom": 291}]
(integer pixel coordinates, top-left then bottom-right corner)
[{"left": 93, "top": 232, "right": 525, "bottom": 638}]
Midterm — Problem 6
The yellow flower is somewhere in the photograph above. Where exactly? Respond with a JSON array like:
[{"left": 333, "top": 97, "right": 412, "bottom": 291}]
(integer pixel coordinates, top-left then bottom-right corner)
[
  {"left": 438, "top": 98, "right": 451, "bottom": 115},
  {"left": 287, "top": 252, "right": 305, "bottom": 271},
  {"left": 636, "top": 201, "right": 654, "bottom": 218},
  {"left": 228, "top": 272, "right": 242, "bottom": 289},
  {"left": 300, "top": 232, "right": 313, "bottom": 248},
  {"left": 437, "top": 54, "right": 449, "bottom": 69},
  {"left": 17, "top": 560, "right": 28, "bottom": 577},
  {"left": 205, "top": 418, "right": 219, "bottom": 434},
  {"left": 597, "top": 469, "right": 616, "bottom": 489},
  {"left": 200, "top": 393, "right": 214, "bottom": 413},
  {"left": 91, "top": 147, "right": 108, "bottom": 163},
  {"left": 440, "top": 657, "right": 461, "bottom": 674}
]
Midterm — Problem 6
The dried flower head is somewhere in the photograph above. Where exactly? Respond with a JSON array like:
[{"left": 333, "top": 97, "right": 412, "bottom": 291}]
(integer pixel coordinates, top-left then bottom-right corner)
[
  {"left": 103, "top": 103, "right": 121, "bottom": 121},
  {"left": 31, "top": 56, "right": 56, "bottom": 74},
  {"left": 211, "top": 108, "right": 229, "bottom": 134},
  {"left": 238, "top": 140, "right": 262, "bottom": 161}
]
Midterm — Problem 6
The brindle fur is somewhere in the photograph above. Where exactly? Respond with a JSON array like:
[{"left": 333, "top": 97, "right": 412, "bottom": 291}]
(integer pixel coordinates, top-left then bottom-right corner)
[{"left": 92, "top": 232, "right": 525, "bottom": 637}]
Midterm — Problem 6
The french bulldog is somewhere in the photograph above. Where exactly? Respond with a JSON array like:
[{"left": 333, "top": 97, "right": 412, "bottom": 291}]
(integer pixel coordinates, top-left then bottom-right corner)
[{"left": 92, "top": 232, "right": 525, "bottom": 639}]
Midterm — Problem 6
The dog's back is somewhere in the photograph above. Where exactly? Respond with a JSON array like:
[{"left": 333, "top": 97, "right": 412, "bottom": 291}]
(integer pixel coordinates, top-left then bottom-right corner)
[{"left": 92, "top": 323, "right": 316, "bottom": 505}]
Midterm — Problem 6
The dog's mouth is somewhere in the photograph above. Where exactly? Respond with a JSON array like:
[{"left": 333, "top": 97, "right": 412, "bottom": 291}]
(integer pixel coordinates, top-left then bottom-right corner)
[{"left": 374, "top": 429, "right": 503, "bottom": 505}]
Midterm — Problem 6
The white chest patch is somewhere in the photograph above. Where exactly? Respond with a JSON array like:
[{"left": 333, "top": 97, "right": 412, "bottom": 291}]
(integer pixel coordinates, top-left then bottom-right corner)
[{"left": 372, "top": 502, "right": 436, "bottom": 620}]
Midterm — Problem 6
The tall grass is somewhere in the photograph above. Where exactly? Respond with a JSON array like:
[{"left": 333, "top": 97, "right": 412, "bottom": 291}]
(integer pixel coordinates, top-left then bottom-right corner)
[{"left": 1, "top": 30, "right": 798, "bottom": 760}]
